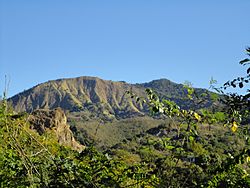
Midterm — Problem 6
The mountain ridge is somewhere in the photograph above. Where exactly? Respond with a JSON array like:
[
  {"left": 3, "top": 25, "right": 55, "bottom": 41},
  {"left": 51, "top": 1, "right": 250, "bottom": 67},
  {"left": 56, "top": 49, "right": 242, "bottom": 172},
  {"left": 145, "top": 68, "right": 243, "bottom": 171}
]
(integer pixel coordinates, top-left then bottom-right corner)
[{"left": 9, "top": 76, "right": 213, "bottom": 119}]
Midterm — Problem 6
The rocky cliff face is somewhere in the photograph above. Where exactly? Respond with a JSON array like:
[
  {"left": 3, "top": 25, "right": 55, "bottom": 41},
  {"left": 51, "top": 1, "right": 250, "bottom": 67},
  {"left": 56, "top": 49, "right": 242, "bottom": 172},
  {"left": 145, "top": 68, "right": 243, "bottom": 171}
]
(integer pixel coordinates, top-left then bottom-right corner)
[{"left": 28, "top": 108, "right": 84, "bottom": 152}]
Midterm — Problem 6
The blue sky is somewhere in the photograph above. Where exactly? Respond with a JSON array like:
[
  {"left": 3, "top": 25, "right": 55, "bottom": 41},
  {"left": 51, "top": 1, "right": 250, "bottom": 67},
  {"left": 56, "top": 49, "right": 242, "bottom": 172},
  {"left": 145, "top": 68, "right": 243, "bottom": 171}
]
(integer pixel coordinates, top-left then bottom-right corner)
[{"left": 0, "top": 0, "right": 250, "bottom": 97}]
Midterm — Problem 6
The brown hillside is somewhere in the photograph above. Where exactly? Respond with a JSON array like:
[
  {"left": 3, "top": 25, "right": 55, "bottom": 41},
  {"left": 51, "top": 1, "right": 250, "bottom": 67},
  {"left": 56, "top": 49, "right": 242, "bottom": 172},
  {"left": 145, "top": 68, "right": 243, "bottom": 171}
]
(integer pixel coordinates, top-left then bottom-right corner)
[
  {"left": 10, "top": 76, "right": 146, "bottom": 118},
  {"left": 9, "top": 76, "right": 214, "bottom": 119}
]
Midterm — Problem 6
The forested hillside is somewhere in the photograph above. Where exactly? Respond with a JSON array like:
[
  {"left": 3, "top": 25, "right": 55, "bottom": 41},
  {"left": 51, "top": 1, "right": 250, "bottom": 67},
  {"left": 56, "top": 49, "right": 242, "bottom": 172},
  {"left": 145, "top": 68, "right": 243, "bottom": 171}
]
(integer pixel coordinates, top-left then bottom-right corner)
[{"left": 0, "top": 49, "right": 250, "bottom": 187}]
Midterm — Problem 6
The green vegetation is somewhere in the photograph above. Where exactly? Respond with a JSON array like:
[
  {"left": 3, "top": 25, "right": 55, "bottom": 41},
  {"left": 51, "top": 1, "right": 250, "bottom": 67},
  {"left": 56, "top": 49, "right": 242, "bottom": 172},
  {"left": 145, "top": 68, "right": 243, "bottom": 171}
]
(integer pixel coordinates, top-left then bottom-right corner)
[
  {"left": 0, "top": 48, "right": 250, "bottom": 187},
  {"left": 0, "top": 100, "right": 159, "bottom": 187}
]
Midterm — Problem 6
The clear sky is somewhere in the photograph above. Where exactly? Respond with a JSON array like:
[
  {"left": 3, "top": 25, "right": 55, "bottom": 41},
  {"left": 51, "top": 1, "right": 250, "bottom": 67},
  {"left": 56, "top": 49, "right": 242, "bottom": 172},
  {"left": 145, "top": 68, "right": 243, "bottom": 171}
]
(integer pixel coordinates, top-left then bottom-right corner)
[{"left": 1, "top": 0, "right": 250, "bottom": 97}]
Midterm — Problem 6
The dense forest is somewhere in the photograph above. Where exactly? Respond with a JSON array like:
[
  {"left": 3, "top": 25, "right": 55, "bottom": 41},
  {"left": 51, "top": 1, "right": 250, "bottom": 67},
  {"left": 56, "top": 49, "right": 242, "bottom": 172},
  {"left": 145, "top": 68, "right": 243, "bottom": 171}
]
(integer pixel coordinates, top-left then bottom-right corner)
[{"left": 0, "top": 48, "right": 250, "bottom": 187}]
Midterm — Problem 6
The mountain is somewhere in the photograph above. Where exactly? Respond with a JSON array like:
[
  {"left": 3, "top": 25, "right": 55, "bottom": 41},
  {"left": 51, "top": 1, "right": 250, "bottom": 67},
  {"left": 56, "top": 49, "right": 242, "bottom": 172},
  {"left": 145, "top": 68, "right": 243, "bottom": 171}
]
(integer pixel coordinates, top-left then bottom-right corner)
[
  {"left": 8, "top": 76, "right": 217, "bottom": 149},
  {"left": 9, "top": 76, "right": 213, "bottom": 120}
]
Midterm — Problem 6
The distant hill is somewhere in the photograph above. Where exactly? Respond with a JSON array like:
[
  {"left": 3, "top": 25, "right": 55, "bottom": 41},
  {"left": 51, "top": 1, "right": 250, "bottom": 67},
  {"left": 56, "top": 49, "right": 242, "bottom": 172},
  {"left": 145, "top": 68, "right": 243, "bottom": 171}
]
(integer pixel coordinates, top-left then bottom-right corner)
[{"left": 9, "top": 76, "right": 214, "bottom": 119}]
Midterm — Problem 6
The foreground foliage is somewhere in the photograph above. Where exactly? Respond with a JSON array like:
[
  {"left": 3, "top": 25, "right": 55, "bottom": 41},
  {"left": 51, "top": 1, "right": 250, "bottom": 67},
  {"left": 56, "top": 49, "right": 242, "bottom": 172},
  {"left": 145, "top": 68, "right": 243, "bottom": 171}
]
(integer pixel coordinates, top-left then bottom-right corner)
[{"left": 0, "top": 48, "right": 250, "bottom": 187}]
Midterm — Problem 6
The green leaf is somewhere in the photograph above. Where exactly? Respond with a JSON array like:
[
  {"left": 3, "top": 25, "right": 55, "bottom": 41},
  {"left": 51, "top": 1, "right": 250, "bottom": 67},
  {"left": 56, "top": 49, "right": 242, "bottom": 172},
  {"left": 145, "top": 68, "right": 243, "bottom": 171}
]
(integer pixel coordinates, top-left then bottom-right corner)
[
  {"left": 239, "top": 58, "right": 250, "bottom": 65},
  {"left": 239, "top": 82, "right": 244, "bottom": 88},
  {"left": 194, "top": 112, "right": 201, "bottom": 121},
  {"left": 165, "top": 145, "right": 175, "bottom": 150},
  {"left": 231, "top": 121, "right": 238, "bottom": 132},
  {"left": 189, "top": 136, "right": 194, "bottom": 142}
]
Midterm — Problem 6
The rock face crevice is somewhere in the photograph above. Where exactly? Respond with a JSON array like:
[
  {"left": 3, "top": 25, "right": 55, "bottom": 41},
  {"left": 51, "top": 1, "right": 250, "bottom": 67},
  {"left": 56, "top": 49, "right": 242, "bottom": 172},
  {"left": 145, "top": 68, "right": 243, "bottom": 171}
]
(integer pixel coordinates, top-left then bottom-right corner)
[{"left": 28, "top": 108, "right": 84, "bottom": 152}]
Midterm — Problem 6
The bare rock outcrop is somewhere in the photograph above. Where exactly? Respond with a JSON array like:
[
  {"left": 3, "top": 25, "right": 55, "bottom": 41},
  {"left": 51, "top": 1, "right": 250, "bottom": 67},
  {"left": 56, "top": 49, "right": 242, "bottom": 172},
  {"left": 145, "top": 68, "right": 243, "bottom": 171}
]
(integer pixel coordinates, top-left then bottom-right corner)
[{"left": 28, "top": 108, "right": 84, "bottom": 152}]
